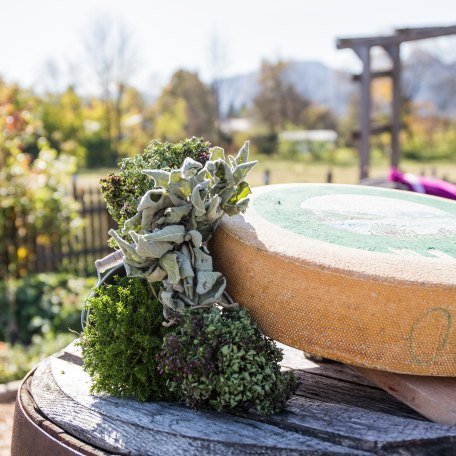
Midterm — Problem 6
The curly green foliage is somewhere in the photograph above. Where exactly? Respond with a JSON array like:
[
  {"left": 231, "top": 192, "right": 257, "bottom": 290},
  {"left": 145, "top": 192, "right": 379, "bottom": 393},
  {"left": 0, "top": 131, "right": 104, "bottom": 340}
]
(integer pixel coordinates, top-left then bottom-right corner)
[
  {"left": 158, "top": 308, "right": 298, "bottom": 415},
  {"left": 0, "top": 273, "right": 95, "bottom": 344},
  {"left": 100, "top": 137, "right": 211, "bottom": 228},
  {"left": 79, "top": 275, "right": 175, "bottom": 402}
]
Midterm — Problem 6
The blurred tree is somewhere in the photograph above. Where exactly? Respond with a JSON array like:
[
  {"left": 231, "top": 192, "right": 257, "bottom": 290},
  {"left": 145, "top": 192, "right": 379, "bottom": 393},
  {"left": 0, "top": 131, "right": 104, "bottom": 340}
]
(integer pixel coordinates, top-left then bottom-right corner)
[
  {"left": 153, "top": 97, "right": 188, "bottom": 142},
  {"left": 207, "top": 31, "right": 229, "bottom": 123},
  {"left": 82, "top": 16, "right": 138, "bottom": 164},
  {"left": 40, "top": 86, "right": 87, "bottom": 165},
  {"left": 254, "top": 60, "right": 311, "bottom": 133},
  {"left": 153, "top": 70, "right": 217, "bottom": 141}
]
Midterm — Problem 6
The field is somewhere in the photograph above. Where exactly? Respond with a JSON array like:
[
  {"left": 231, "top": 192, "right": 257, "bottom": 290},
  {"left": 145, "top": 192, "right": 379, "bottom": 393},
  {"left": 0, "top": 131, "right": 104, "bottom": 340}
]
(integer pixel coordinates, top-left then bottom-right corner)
[{"left": 75, "top": 156, "right": 456, "bottom": 190}]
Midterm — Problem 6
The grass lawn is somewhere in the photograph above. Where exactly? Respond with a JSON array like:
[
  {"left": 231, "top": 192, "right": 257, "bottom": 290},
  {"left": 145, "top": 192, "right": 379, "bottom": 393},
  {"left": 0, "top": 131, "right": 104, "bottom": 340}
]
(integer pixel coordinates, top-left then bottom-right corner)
[{"left": 74, "top": 156, "right": 456, "bottom": 190}]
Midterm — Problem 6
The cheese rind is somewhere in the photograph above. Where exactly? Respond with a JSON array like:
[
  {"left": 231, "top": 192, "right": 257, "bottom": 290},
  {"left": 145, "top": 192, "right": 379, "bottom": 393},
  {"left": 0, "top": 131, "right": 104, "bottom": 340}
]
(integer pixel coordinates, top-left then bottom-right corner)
[{"left": 210, "top": 184, "right": 456, "bottom": 376}]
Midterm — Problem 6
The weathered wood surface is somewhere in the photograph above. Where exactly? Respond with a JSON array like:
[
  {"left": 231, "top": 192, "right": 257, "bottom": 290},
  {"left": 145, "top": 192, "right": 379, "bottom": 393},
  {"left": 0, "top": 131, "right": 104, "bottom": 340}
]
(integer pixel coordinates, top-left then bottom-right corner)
[
  {"left": 357, "top": 366, "right": 456, "bottom": 425},
  {"left": 30, "top": 342, "right": 456, "bottom": 455}
]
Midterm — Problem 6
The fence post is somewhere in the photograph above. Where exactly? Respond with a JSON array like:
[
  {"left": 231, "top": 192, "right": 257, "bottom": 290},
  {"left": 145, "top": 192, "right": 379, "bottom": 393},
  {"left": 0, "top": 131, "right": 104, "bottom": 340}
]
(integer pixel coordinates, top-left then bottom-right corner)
[{"left": 326, "top": 168, "right": 333, "bottom": 183}]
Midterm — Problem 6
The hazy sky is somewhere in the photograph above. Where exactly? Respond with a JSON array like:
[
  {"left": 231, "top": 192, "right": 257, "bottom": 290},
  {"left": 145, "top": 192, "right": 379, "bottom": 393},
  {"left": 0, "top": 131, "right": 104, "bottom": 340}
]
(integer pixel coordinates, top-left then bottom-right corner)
[{"left": 1, "top": 0, "right": 455, "bottom": 92}]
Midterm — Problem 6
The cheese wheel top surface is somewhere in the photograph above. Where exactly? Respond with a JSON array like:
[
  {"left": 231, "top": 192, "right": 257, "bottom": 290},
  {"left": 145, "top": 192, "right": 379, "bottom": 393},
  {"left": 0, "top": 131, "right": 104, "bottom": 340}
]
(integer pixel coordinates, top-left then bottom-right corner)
[{"left": 224, "top": 183, "right": 456, "bottom": 286}]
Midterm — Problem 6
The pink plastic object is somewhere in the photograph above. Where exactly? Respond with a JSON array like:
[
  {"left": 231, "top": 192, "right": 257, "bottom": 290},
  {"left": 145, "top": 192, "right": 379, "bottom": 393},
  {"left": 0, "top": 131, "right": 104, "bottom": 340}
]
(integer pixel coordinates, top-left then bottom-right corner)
[{"left": 389, "top": 168, "right": 456, "bottom": 200}]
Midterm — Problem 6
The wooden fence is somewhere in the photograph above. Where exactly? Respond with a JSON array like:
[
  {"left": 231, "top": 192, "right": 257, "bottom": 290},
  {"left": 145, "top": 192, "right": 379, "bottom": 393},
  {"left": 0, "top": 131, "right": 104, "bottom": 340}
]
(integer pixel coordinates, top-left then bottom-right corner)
[{"left": 0, "top": 185, "right": 115, "bottom": 279}]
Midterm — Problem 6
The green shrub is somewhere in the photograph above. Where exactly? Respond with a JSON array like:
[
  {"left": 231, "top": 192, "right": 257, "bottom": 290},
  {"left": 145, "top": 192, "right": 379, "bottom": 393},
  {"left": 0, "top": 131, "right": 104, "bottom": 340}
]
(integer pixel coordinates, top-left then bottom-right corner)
[
  {"left": 100, "top": 137, "right": 211, "bottom": 228},
  {"left": 80, "top": 275, "right": 174, "bottom": 402},
  {"left": 402, "top": 128, "right": 456, "bottom": 162},
  {"left": 159, "top": 308, "right": 298, "bottom": 415},
  {"left": 0, "top": 144, "right": 81, "bottom": 276},
  {"left": 0, "top": 332, "right": 76, "bottom": 384},
  {"left": 0, "top": 273, "right": 95, "bottom": 344},
  {"left": 251, "top": 133, "right": 278, "bottom": 156}
]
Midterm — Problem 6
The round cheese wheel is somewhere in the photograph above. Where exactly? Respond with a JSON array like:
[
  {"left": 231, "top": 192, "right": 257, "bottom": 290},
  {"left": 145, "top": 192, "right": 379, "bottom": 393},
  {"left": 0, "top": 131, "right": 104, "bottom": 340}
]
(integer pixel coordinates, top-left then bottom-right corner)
[{"left": 210, "top": 183, "right": 456, "bottom": 376}]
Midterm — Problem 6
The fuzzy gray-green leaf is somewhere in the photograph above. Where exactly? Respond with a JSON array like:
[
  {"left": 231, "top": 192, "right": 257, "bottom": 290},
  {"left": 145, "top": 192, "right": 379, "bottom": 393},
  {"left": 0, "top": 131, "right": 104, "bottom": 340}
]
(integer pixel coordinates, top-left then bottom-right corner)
[
  {"left": 142, "top": 169, "right": 170, "bottom": 188},
  {"left": 160, "top": 252, "right": 181, "bottom": 285},
  {"left": 209, "top": 146, "right": 225, "bottom": 161},
  {"left": 142, "top": 225, "right": 185, "bottom": 243},
  {"left": 233, "top": 161, "right": 257, "bottom": 185},
  {"left": 234, "top": 141, "right": 250, "bottom": 165},
  {"left": 191, "top": 185, "right": 206, "bottom": 216},
  {"left": 196, "top": 271, "right": 222, "bottom": 294},
  {"left": 181, "top": 157, "right": 203, "bottom": 177}
]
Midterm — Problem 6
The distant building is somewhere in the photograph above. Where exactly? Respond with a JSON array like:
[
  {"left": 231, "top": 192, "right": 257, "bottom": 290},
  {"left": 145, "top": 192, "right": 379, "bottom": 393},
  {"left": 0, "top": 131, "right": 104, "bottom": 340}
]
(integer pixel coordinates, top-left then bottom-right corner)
[
  {"left": 220, "top": 117, "right": 252, "bottom": 134},
  {"left": 279, "top": 129, "right": 338, "bottom": 154}
]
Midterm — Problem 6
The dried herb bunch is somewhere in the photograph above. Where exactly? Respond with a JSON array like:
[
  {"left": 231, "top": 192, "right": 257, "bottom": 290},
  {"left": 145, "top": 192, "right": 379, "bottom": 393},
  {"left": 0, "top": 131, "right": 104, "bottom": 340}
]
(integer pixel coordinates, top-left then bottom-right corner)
[
  {"left": 108, "top": 141, "right": 256, "bottom": 321},
  {"left": 82, "top": 138, "right": 298, "bottom": 414},
  {"left": 100, "top": 137, "right": 211, "bottom": 231}
]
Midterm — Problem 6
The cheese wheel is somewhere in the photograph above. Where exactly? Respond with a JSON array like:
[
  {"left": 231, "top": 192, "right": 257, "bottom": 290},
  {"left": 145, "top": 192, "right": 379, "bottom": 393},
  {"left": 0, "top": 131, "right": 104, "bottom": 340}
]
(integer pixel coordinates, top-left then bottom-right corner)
[{"left": 210, "top": 184, "right": 456, "bottom": 376}]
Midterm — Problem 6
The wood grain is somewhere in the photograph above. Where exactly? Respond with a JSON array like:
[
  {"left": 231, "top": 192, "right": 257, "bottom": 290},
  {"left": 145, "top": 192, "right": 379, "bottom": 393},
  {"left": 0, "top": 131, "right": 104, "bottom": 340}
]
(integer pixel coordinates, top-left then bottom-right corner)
[
  {"left": 356, "top": 367, "right": 456, "bottom": 425},
  {"left": 28, "top": 343, "right": 456, "bottom": 455}
]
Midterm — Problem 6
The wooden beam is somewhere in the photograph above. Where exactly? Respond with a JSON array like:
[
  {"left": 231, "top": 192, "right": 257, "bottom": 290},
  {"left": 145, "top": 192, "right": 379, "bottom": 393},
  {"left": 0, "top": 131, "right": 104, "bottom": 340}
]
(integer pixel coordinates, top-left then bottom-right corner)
[
  {"left": 352, "top": 123, "right": 393, "bottom": 140},
  {"left": 337, "top": 35, "right": 398, "bottom": 50},
  {"left": 395, "top": 25, "right": 456, "bottom": 41},
  {"left": 352, "top": 69, "right": 393, "bottom": 82},
  {"left": 384, "top": 43, "right": 401, "bottom": 169},
  {"left": 337, "top": 24, "right": 456, "bottom": 50},
  {"left": 354, "top": 46, "right": 371, "bottom": 180}
]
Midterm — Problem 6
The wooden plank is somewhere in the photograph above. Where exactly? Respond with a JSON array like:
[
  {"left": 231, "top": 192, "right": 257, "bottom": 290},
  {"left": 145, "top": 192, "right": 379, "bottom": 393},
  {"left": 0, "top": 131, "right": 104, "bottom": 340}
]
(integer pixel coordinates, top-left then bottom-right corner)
[
  {"left": 30, "top": 343, "right": 456, "bottom": 455},
  {"left": 354, "top": 46, "right": 371, "bottom": 180},
  {"left": 356, "top": 367, "right": 456, "bottom": 425},
  {"left": 32, "top": 349, "right": 365, "bottom": 455},
  {"left": 351, "top": 123, "right": 393, "bottom": 139},
  {"left": 293, "top": 370, "right": 424, "bottom": 421},
  {"left": 337, "top": 25, "right": 456, "bottom": 50},
  {"left": 352, "top": 70, "right": 392, "bottom": 82},
  {"left": 384, "top": 43, "right": 401, "bottom": 169}
]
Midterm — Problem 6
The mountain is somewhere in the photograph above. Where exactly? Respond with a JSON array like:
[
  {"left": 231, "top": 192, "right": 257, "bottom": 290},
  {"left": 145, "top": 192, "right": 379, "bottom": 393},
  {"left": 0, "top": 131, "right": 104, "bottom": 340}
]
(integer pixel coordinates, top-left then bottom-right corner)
[
  {"left": 218, "top": 61, "right": 355, "bottom": 118},
  {"left": 218, "top": 52, "right": 456, "bottom": 119},
  {"left": 403, "top": 49, "right": 456, "bottom": 114}
]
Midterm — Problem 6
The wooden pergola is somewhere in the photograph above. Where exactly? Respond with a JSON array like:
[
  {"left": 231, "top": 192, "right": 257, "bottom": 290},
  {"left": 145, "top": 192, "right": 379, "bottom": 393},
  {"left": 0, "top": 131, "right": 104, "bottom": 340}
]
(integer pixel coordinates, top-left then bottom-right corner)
[{"left": 337, "top": 25, "right": 456, "bottom": 180}]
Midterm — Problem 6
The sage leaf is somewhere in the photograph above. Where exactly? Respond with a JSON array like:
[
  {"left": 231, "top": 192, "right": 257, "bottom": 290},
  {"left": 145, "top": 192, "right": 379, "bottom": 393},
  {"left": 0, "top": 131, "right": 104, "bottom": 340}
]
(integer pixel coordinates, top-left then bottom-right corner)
[
  {"left": 142, "top": 169, "right": 170, "bottom": 188},
  {"left": 233, "top": 161, "right": 257, "bottom": 185},
  {"left": 136, "top": 236, "right": 174, "bottom": 258},
  {"left": 146, "top": 265, "right": 167, "bottom": 282},
  {"left": 169, "top": 170, "right": 192, "bottom": 198},
  {"left": 234, "top": 141, "right": 250, "bottom": 165},
  {"left": 181, "top": 157, "right": 203, "bottom": 177},
  {"left": 206, "top": 195, "right": 221, "bottom": 222},
  {"left": 142, "top": 225, "right": 185, "bottom": 243},
  {"left": 109, "top": 229, "right": 143, "bottom": 263},
  {"left": 160, "top": 252, "right": 181, "bottom": 285},
  {"left": 177, "top": 251, "right": 195, "bottom": 278},
  {"left": 187, "top": 229, "right": 202, "bottom": 248},
  {"left": 156, "top": 205, "right": 191, "bottom": 225},
  {"left": 191, "top": 185, "right": 206, "bottom": 216},
  {"left": 227, "top": 181, "right": 251, "bottom": 205},
  {"left": 194, "top": 248, "right": 213, "bottom": 271},
  {"left": 199, "top": 275, "right": 226, "bottom": 306},
  {"left": 209, "top": 146, "right": 225, "bottom": 161},
  {"left": 196, "top": 271, "right": 222, "bottom": 294},
  {"left": 215, "top": 159, "right": 235, "bottom": 187}
]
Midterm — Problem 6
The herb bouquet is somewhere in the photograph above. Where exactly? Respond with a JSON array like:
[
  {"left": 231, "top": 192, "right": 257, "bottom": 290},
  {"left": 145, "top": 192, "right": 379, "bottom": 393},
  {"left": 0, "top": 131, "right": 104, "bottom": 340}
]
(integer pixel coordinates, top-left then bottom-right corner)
[{"left": 80, "top": 137, "right": 297, "bottom": 415}]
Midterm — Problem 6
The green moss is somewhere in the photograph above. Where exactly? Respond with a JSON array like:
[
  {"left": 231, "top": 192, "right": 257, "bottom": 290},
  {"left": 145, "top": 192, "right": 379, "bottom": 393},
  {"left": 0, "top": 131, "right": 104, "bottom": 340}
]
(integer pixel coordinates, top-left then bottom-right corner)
[
  {"left": 79, "top": 275, "right": 174, "bottom": 402},
  {"left": 100, "top": 137, "right": 211, "bottom": 228},
  {"left": 158, "top": 308, "right": 298, "bottom": 415}
]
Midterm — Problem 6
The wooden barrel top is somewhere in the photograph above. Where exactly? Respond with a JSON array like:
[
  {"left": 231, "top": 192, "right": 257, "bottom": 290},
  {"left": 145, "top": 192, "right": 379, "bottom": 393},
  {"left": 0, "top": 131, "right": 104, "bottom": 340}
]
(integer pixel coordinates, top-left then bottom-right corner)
[
  {"left": 11, "top": 341, "right": 456, "bottom": 455},
  {"left": 211, "top": 184, "right": 456, "bottom": 375}
]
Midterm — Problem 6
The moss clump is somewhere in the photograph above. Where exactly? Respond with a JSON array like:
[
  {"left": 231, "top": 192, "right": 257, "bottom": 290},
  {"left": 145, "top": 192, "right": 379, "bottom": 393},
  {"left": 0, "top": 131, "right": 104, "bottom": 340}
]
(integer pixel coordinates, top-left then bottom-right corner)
[
  {"left": 100, "top": 137, "right": 211, "bottom": 228},
  {"left": 80, "top": 275, "right": 174, "bottom": 402},
  {"left": 158, "top": 308, "right": 298, "bottom": 415}
]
